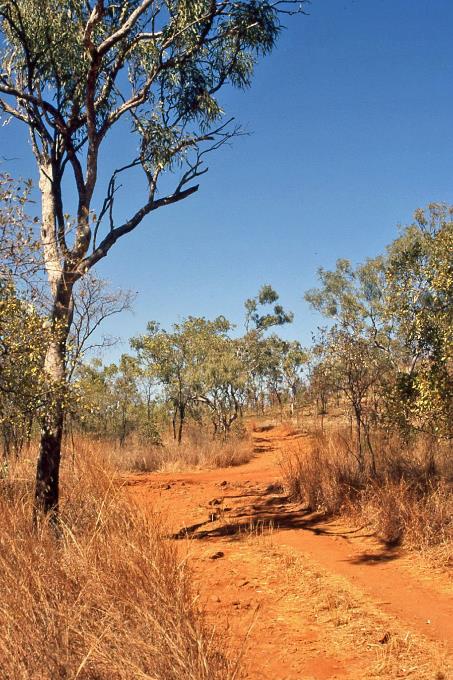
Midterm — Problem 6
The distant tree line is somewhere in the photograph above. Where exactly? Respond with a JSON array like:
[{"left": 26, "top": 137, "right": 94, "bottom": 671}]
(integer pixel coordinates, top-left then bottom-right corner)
[{"left": 1, "top": 175, "right": 451, "bottom": 476}]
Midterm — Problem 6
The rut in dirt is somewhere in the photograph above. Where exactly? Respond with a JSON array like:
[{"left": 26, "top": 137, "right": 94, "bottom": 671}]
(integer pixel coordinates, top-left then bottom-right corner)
[{"left": 142, "top": 424, "right": 453, "bottom": 653}]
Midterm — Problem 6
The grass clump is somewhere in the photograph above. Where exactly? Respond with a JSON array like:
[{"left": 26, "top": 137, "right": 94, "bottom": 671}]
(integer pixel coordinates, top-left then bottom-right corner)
[
  {"left": 0, "top": 451, "right": 238, "bottom": 680},
  {"left": 282, "top": 429, "right": 453, "bottom": 566},
  {"left": 111, "top": 428, "right": 253, "bottom": 473}
]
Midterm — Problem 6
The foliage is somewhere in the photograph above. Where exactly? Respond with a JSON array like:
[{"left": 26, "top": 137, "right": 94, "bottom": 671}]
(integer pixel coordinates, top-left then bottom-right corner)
[
  {"left": 384, "top": 204, "right": 453, "bottom": 437},
  {"left": 68, "top": 286, "right": 303, "bottom": 445},
  {"left": 256, "top": 335, "right": 307, "bottom": 415},
  {"left": 306, "top": 203, "right": 453, "bottom": 462},
  {"left": 0, "top": 174, "right": 46, "bottom": 456},
  {"left": 131, "top": 316, "right": 234, "bottom": 442},
  {"left": 0, "top": 0, "right": 305, "bottom": 278},
  {"left": 245, "top": 284, "right": 294, "bottom": 331},
  {"left": 73, "top": 356, "right": 163, "bottom": 446},
  {"left": 0, "top": 282, "right": 49, "bottom": 455},
  {"left": 0, "top": 172, "right": 40, "bottom": 281}
]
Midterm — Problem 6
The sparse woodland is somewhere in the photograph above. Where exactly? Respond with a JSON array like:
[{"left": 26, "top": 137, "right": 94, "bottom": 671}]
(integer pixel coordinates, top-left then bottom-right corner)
[
  {"left": 0, "top": 1, "right": 452, "bottom": 678},
  {"left": 1, "top": 172, "right": 452, "bottom": 678}
]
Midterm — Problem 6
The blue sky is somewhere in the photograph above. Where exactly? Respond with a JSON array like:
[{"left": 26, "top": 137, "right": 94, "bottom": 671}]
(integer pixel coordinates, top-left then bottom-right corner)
[{"left": 2, "top": 0, "right": 453, "bottom": 357}]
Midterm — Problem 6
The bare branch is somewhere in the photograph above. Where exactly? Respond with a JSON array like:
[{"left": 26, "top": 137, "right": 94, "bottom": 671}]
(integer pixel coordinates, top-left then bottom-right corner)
[
  {"left": 97, "top": 0, "right": 155, "bottom": 56},
  {"left": 0, "top": 96, "right": 27, "bottom": 123},
  {"left": 81, "top": 183, "right": 199, "bottom": 273}
]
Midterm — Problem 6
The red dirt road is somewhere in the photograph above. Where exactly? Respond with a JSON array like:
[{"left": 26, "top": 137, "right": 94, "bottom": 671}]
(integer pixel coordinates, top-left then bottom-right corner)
[{"left": 126, "top": 425, "right": 453, "bottom": 679}]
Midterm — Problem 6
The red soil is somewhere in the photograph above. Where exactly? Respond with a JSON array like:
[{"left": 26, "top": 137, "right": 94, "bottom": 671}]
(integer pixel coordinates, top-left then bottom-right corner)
[{"left": 125, "top": 424, "right": 453, "bottom": 679}]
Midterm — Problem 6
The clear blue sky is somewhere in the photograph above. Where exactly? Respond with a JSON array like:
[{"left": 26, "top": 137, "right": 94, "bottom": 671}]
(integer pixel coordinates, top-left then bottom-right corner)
[{"left": 2, "top": 0, "right": 453, "bottom": 357}]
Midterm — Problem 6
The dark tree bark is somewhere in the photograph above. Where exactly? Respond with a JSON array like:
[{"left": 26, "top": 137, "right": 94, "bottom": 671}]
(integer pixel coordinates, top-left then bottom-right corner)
[
  {"left": 177, "top": 404, "right": 185, "bottom": 445},
  {"left": 35, "top": 400, "right": 64, "bottom": 517},
  {"left": 34, "top": 332, "right": 69, "bottom": 519}
]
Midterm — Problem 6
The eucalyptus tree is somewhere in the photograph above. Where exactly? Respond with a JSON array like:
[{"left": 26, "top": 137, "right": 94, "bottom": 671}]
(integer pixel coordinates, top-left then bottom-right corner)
[
  {"left": 259, "top": 335, "right": 287, "bottom": 417},
  {"left": 67, "top": 274, "right": 134, "bottom": 381},
  {"left": 245, "top": 284, "right": 294, "bottom": 332},
  {"left": 261, "top": 336, "right": 307, "bottom": 418},
  {"left": 307, "top": 355, "right": 331, "bottom": 420},
  {"left": 306, "top": 207, "right": 453, "bottom": 441},
  {"left": 132, "top": 316, "right": 231, "bottom": 443},
  {"left": 73, "top": 355, "right": 143, "bottom": 444},
  {"left": 305, "top": 257, "right": 393, "bottom": 353},
  {"left": 315, "top": 328, "right": 384, "bottom": 473},
  {"left": 306, "top": 259, "right": 394, "bottom": 466},
  {"left": 197, "top": 334, "right": 248, "bottom": 437},
  {"left": 280, "top": 339, "right": 308, "bottom": 415},
  {"left": 384, "top": 204, "right": 453, "bottom": 438},
  {"left": 0, "top": 0, "right": 305, "bottom": 516},
  {"left": 242, "top": 284, "right": 294, "bottom": 411}
]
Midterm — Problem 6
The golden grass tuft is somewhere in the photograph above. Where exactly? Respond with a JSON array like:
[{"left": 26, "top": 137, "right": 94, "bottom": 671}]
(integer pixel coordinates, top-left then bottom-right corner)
[
  {"left": 0, "top": 450, "right": 239, "bottom": 680},
  {"left": 102, "top": 428, "right": 254, "bottom": 473},
  {"left": 281, "top": 429, "right": 453, "bottom": 567}
]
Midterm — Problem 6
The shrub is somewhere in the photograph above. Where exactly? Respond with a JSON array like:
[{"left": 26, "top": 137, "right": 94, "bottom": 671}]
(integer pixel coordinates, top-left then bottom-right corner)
[{"left": 282, "top": 429, "right": 453, "bottom": 566}]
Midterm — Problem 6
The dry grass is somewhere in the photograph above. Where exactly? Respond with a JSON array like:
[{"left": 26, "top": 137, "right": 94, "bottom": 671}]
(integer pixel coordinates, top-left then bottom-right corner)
[
  {"left": 234, "top": 527, "right": 452, "bottom": 679},
  {"left": 0, "top": 450, "right": 239, "bottom": 680},
  {"left": 88, "top": 428, "right": 254, "bottom": 473},
  {"left": 281, "top": 429, "right": 453, "bottom": 567},
  {"left": 263, "top": 542, "right": 451, "bottom": 679},
  {"left": 281, "top": 432, "right": 363, "bottom": 515}
]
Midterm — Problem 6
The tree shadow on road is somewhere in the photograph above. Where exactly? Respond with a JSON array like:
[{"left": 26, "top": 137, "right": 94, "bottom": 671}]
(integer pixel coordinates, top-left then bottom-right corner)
[{"left": 170, "top": 482, "right": 403, "bottom": 566}]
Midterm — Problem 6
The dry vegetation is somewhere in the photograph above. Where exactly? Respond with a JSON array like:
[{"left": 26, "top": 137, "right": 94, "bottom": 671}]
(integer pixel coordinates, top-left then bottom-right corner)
[
  {"left": 71, "top": 428, "right": 254, "bottom": 474},
  {"left": 0, "top": 449, "right": 239, "bottom": 680},
  {"left": 282, "top": 428, "right": 453, "bottom": 568},
  {"left": 251, "top": 537, "right": 452, "bottom": 679}
]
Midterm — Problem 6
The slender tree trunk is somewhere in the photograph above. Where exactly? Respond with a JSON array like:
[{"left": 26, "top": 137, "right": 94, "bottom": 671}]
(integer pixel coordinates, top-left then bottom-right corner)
[
  {"left": 172, "top": 406, "right": 178, "bottom": 440},
  {"left": 34, "top": 162, "right": 73, "bottom": 521},
  {"left": 354, "top": 406, "right": 364, "bottom": 475},
  {"left": 362, "top": 418, "right": 376, "bottom": 477},
  {"left": 119, "top": 406, "right": 127, "bottom": 447},
  {"left": 146, "top": 392, "right": 152, "bottom": 425},
  {"left": 275, "top": 391, "right": 283, "bottom": 422},
  {"left": 35, "top": 335, "right": 67, "bottom": 518},
  {"left": 177, "top": 404, "right": 185, "bottom": 445}
]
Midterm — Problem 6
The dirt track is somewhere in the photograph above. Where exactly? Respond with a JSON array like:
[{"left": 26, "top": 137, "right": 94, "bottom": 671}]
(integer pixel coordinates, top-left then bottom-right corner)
[{"left": 126, "top": 425, "right": 453, "bottom": 679}]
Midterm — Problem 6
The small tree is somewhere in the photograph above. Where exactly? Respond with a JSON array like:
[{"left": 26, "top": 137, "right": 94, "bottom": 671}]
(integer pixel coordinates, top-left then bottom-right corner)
[
  {"left": 317, "top": 329, "right": 384, "bottom": 473},
  {"left": 242, "top": 284, "right": 294, "bottom": 413},
  {"left": 132, "top": 316, "right": 232, "bottom": 443},
  {"left": 68, "top": 274, "right": 134, "bottom": 381},
  {"left": 74, "top": 355, "right": 145, "bottom": 445},
  {"left": 0, "top": 174, "right": 47, "bottom": 457},
  {"left": 281, "top": 340, "right": 308, "bottom": 416},
  {"left": 306, "top": 207, "right": 453, "bottom": 442},
  {"left": 0, "top": 1, "right": 305, "bottom": 516},
  {"left": 384, "top": 204, "right": 453, "bottom": 438},
  {"left": 306, "top": 258, "right": 393, "bottom": 467},
  {"left": 197, "top": 334, "right": 247, "bottom": 437},
  {"left": 245, "top": 284, "right": 294, "bottom": 331},
  {"left": 0, "top": 281, "right": 49, "bottom": 457}
]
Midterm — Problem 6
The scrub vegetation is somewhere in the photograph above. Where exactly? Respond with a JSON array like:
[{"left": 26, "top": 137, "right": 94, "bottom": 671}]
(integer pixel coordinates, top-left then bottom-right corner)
[{"left": 0, "top": 2, "right": 451, "bottom": 677}]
